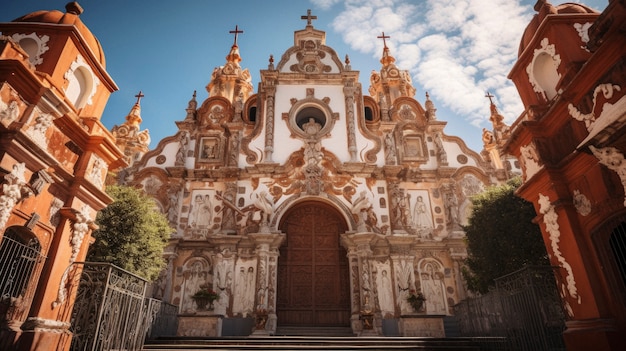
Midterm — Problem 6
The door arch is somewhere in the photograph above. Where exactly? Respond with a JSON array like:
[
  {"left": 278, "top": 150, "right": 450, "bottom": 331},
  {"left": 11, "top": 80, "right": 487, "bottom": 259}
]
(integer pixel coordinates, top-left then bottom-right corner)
[{"left": 277, "top": 201, "right": 350, "bottom": 326}]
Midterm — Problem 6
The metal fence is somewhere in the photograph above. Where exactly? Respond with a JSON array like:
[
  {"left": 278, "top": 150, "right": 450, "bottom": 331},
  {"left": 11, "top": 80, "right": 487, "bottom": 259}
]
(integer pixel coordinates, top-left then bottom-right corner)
[
  {"left": 454, "top": 266, "right": 566, "bottom": 351},
  {"left": 68, "top": 263, "right": 178, "bottom": 351}
]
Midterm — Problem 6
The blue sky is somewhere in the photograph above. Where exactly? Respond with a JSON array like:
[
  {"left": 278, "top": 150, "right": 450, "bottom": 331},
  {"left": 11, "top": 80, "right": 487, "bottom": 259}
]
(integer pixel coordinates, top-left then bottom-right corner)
[{"left": 3, "top": 0, "right": 608, "bottom": 152}]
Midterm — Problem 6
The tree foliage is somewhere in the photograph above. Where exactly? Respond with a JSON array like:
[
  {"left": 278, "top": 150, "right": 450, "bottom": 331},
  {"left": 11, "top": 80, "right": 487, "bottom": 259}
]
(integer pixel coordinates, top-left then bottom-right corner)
[
  {"left": 462, "top": 178, "right": 549, "bottom": 294},
  {"left": 88, "top": 185, "right": 172, "bottom": 281}
]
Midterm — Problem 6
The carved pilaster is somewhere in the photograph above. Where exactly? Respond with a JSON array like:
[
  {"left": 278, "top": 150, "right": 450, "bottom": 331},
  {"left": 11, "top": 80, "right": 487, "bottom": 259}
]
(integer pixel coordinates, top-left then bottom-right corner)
[
  {"left": 249, "top": 232, "right": 285, "bottom": 334},
  {"left": 264, "top": 87, "right": 276, "bottom": 163},
  {"left": 344, "top": 85, "right": 358, "bottom": 162}
]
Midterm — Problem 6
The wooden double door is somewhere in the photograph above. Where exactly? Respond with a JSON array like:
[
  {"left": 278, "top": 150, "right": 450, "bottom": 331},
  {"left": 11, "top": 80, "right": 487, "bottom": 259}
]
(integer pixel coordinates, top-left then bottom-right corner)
[{"left": 277, "top": 202, "right": 351, "bottom": 326}]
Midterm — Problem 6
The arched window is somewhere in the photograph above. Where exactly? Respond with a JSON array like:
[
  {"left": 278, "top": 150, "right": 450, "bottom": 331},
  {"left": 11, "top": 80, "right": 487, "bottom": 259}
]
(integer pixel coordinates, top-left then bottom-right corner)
[
  {"left": 64, "top": 55, "right": 99, "bottom": 110},
  {"left": 0, "top": 227, "right": 44, "bottom": 301}
]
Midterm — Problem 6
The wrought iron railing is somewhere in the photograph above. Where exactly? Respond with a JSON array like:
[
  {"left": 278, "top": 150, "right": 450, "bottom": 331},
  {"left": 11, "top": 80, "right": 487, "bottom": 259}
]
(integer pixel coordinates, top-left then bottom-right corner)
[
  {"left": 454, "top": 266, "right": 566, "bottom": 351},
  {"left": 144, "top": 298, "right": 179, "bottom": 340}
]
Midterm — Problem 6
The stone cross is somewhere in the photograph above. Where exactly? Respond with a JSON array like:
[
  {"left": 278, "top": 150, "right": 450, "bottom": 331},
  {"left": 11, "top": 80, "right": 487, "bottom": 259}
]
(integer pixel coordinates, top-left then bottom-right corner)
[
  {"left": 301, "top": 9, "right": 317, "bottom": 26},
  {"left": 230, "top": 25, "right": 243, "bottom": 46},
  {"left": 377, "top": 32, "right": 390, "bottom": 49}
]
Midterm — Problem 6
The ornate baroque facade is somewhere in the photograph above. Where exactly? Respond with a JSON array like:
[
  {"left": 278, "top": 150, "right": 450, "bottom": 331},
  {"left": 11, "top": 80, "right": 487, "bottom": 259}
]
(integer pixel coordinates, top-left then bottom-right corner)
[
  {"left": 506, "top": 1, "right": 626, "bottom": 350},
  {"left": 119, "top": 13, "right": 515, "bottom": 336},
  {"left": 0, "top": 3, "right": 124, "bottom": 351}
]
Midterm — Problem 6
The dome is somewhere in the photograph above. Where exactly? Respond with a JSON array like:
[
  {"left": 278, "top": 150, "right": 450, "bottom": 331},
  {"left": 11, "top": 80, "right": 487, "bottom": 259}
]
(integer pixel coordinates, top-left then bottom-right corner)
[
  {"left": 12, "top": 2, "right": 106, "bottom": 66},
  {"left": 518, "top": 1, "right": 598, "bottom": 56}
]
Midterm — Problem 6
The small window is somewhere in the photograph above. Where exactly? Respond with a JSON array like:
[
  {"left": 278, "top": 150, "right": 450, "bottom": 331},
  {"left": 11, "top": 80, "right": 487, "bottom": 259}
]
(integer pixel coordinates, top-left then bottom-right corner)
[
  {"left": 364, "top": 107, "right": 374, "bottom": 121},
  {"left": 248, "top": 106, "right": 257, "bottom": 123}
]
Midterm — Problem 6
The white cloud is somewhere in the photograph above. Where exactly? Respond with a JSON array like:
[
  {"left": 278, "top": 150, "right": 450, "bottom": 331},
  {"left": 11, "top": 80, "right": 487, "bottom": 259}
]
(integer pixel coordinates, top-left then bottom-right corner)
[{"left": 321, "top": 0, "right": 535, "bottom": 129}]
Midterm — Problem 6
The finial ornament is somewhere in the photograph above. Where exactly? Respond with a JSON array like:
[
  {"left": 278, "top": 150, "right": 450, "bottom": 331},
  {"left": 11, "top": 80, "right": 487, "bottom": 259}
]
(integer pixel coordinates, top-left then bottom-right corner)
[
  {"left": 229, "top": 25, "right": 243, "bottom": 46},
  {"left": 485, "top": 91, "right": 495, "bottom": 105},
  {"left": 135, "top": 91, "right": 144, "bottom": 104},
  {"left": 301, "top": 9, "right": 317, "bottom": 26},
  {"left": 377, "top": 32, "right": 390, "bottom": 49}
]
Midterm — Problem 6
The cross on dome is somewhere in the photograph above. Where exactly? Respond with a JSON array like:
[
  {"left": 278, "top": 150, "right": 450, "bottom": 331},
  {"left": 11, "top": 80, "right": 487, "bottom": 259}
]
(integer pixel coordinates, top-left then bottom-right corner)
[
  {"left": 377, "top": 32, "right": 390, "bottom": 49},
  {"left": 301, "top": 9, "right": 317, "bottom": 27},
  {"left": 135, "top": 91, "right": 144, "bottom": 104},
  {"left": 229, "top": 25, "right": 243, "bottom": 46},
  {"left": 485, "top": 91, "right": 495, "bottom": 105}
]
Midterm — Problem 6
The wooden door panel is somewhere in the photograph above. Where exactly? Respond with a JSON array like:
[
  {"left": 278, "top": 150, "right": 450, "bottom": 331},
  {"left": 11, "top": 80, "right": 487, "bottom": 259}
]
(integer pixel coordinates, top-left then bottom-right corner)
[{"left": 277, "top": 203, "right": 350, "bottom": 327}]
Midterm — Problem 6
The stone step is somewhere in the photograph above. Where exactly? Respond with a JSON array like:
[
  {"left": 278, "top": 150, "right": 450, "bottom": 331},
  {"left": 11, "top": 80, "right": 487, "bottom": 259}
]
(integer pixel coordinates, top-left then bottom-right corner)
[{"left": 144, "top": 336, "right": 506, "bottom": 350}]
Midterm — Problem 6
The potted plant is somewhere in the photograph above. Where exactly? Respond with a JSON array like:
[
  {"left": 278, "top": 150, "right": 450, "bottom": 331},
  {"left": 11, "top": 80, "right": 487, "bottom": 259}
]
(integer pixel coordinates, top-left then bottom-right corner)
[
  {"left": 192, "top": 286, "right": 220, "bottom": 310},
  {"left": 407, "top": 289, "right": 426, "bottom": 311}
]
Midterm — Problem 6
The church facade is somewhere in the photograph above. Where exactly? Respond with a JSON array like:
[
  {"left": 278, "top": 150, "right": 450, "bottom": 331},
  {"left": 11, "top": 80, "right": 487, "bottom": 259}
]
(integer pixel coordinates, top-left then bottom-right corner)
[{"left": 118, "top": 13, "right": 516, "bottom": 336}]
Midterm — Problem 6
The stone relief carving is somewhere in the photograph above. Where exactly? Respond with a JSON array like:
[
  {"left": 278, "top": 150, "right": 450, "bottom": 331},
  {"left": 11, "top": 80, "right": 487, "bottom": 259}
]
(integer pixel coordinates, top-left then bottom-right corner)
[
  {"left": 412, "top": 195, "right": 433, "bottom": 234},
  {"left": 394, "top": 259, "right": 414, "bottom": 315},
  {"left": 520, "top": 142, "right": 542, "bottom": 181},
  {"left": 419, "top": 260, "right": 447, "bottom": 315},
  {"left": 253, "top": 190, "right": 274, "bottom": 232},
  {"left": 190, "top": 193, "right": 213, "bottom": 234},
  {"left": 143, "top": 175, "right": 162, "bottom": 196},
  {"left": 433, "top": 132, "right": 447, "bottom": 165},
  {"left": 351, "top": 191, "right": 372, "bottom": 232},
  {"left": 589, "top": 145, "right": 626, "bottom": 206},
  {"left": 233, "top": 261, "right": 256, "bottom": 317},
  {"left": 180, "top": 258, "right": 210, "bottom": 313},
  {"left": 538, "top": 193, "right": 580, "bottom": 317},
  {"left": 175, "top": 131, "right": 189, "bottom": 166},
  {"left": 87, "top": 155, "right": 106, "bottom": 189},
  {"left": 384, "top": 133, "right": 397, "bottom": 165},
  {"left": 54, "top": 205, "right": 94, "bottom": 308},
  {"left": 573, "top": 22, "right": 592, "bottom": 45},
  {"left": 573, "top": 190, "right": 591, "bottom": 216},
  {"left": 0, "top": 96, "right": 20, "bottom": 126},
  {"left": 374, "top": 262, "right": 394, "bottom": 316},
  {"left": 11, "top": 33, "right": 50, "bottom": 66},
  {"left": 25, "top": 108, "right": 53, "bottom": 148},
  {"left": 0, "top": 162, "right": 32, "bottom": 228},
  {"left": 568, "top": 83, "right": 621, "bottom": 130}
]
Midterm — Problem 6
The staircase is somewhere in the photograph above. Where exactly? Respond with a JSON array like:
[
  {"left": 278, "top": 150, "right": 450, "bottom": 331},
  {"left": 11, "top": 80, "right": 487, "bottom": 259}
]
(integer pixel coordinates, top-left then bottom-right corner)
[{"left": 143, "top": 334, "right": 506, "bottom": 350}]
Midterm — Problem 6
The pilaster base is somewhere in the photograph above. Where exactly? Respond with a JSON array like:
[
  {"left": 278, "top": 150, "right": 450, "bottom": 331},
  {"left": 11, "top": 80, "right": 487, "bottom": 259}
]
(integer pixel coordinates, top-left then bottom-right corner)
[
  {"left": 177, "top": 314, "right": 222, "bottom": 337},
  {"left": 399, "top": 314, "right": 445, "bottom": 337},
  {"left": 563, "top": 318, "right": 626, "bottom": 351}
]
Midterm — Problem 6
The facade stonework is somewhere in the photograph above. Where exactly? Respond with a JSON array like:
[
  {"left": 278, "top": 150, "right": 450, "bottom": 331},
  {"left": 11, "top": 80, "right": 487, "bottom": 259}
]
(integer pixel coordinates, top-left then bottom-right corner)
[{"left": 119, "top": 15, "right": 513, "bottom": 336}]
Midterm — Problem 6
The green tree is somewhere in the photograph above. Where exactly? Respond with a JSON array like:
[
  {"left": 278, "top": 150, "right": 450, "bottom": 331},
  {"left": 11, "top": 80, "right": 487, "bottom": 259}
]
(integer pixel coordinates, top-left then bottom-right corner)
[
  {"left": 88, "top": 185, "right": 172, "bottom": 281},
  {"left": 462, "top": 178, "right": 549, "bottom": 294}
]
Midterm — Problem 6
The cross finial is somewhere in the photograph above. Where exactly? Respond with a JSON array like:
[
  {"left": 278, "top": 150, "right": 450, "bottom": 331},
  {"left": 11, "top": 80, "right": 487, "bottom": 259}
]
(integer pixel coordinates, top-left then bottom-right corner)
[
  {"left": 485, "top": 91, "right": 495, "bottom": 105},
  {"left": 229, "top": 25, "right": 244, "bottom": 46},
  {"left": 377, "top": 32, "right": 391, "bottom": 49},
  {"left": 301, "top": 9, "right": 317, "bottom": 26},
  {"left": 134, "top": 91, "right": 144, "bottom": 104}
]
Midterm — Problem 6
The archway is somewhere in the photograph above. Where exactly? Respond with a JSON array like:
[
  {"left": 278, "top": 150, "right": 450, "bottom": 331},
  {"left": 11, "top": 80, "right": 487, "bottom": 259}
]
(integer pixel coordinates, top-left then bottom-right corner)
[{"left": 276, "top": 201, "right": 350, "bottom": 327}]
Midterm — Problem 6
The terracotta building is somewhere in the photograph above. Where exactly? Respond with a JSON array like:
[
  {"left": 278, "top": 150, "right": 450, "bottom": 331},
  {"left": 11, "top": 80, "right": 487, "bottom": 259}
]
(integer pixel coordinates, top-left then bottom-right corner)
[
  {"left": 0, "top": 2, "right": 125, "bottom": 350},
  {"left": 505, "top": 0, "right": 626, "bottom": 350},
  {"left": 117, "top": 10, "right": 516, "bottom": 337}
]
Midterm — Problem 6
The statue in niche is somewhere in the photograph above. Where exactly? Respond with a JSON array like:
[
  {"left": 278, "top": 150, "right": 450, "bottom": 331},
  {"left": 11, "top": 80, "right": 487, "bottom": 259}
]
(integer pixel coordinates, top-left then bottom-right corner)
[
  {"left": 421, "top": 262, "right": 447, "bottom": 315},
  {"left": 254, "top": 191, "right": 274, "bottom": 231},
  {"left": 351, "top": 191, "right": 372, "bottom": 232},
  {"left": 303, "top": 117, "right": 321, "bottom": 136},
  {"left": 176, "top": 131, "right": 189, "bottom": 166},
  {"left": 191, "top": 194, "right": 212, "bottom": 228},
  {"left": 433, "top": 132, "right": 447, "bottom": 164},
  {"left": 413, "top": 195, "right": 433, "bottom": 231},
  {"left": 181, "top": 260, "right": 208, "bottom": 313},
  {"left": 234, "top": 265, "right": 255, "bottom": 317},
  {"left": 376, "top": 268, "right": 394, "bottom": 315},
  {"left": 384, "top": 134, "right": 396, "bottom": 165}
]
